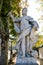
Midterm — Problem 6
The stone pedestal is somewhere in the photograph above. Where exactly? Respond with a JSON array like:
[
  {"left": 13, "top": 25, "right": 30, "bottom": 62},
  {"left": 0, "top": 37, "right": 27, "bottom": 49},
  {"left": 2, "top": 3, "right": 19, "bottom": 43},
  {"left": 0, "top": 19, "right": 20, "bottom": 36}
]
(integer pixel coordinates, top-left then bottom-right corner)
[{"left": 14, "top": 57, "right": 38, "bottom": 65}]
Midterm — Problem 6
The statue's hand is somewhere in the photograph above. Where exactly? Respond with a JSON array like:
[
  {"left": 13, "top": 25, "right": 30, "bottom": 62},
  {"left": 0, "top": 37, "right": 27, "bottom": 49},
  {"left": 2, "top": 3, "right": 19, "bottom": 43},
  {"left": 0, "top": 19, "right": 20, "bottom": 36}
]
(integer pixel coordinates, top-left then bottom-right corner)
[
  {"left": 7, "top": 11, "right": 16, "bottom": 22},
  {"left": 33, "top": 27, "right": 37, "bottom": 32},
  {"left": 7, "top": 10, "right": 12, "bottom": 17}
]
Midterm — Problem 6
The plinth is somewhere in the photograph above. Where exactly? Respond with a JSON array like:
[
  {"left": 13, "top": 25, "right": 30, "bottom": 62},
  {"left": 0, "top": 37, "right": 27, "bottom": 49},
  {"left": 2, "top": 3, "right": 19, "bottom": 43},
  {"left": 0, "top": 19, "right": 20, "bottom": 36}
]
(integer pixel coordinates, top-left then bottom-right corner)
[{"left": 14, "top": 57, "right": 38, "bottom": 65}]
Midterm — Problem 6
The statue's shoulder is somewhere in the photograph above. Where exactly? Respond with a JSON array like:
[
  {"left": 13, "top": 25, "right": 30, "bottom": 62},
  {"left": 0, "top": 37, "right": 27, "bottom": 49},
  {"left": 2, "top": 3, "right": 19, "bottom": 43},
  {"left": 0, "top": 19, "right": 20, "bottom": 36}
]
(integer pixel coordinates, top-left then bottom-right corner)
[{"left": 27, "top": 16, "right": 33, "bottom": 20}]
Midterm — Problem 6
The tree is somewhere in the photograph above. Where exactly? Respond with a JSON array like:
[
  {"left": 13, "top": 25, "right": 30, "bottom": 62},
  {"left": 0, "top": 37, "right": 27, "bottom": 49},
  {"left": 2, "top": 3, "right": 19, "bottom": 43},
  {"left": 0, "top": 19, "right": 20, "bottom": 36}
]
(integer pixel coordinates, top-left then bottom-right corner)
[
  {"left": 32, "top": 35, "right": 43, "bottom": 56},
  {"left": 0, "top": 0, "right": 11, "bottom": 65},
  {"left": 9, "top": 0, "right": 21, "bottom": 38},
  {"left": 0, "top": 0, "right": 21, "bottom": 65}
]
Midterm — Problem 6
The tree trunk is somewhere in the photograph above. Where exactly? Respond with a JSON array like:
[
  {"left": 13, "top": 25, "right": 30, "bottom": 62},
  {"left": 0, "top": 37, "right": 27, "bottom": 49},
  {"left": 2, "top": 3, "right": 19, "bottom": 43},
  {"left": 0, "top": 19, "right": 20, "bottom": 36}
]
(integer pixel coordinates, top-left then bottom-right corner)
[
  {"left": 1, "top": 38, "right": 8, "bottom": 65},
  {"left": 4, "top": 41, "right": 8, "bottom": 65},
  {"left": 0, "top": 17, "right": 9, "bottom": 65},
  {"left": 0, "top": 0, "right": 11, "bottom": 65}
]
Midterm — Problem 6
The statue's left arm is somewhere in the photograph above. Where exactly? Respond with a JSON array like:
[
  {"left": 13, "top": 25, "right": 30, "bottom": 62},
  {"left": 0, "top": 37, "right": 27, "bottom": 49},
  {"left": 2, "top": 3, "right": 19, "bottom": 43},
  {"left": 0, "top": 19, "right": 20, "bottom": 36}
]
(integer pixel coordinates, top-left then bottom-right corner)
[{"left": 28, "top": 16, "right": 39, "bottom": 30}]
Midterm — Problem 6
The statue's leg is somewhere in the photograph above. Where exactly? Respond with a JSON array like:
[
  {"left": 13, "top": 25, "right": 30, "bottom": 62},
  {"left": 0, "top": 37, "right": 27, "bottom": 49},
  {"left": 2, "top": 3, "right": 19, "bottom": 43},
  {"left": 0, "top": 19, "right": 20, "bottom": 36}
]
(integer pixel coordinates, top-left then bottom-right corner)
[
  {"left": 19, "top": 41, "right": 23, "bottom": 56},
  {"left": 17, "top": 40, "right": 23, "bottom": 57},
  {"left": 21, "top": 37, "right": 25, "bottom": 57},
  {"left": 27, "top": 36, "right": 30, "bottom": 53},
  {"left": 26, "top": 35, "right": 33, "bottom": 57},
  {"left": 26, "top": 28, "right": 32, "bottom": 53}
]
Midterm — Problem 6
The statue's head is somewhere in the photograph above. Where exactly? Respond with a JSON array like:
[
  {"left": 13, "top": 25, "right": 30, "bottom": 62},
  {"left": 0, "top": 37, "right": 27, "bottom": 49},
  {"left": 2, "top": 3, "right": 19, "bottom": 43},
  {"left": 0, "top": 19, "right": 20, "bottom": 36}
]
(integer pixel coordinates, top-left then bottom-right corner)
[{"left": 22, "top": 7, "right": 27, "bottom": 16}]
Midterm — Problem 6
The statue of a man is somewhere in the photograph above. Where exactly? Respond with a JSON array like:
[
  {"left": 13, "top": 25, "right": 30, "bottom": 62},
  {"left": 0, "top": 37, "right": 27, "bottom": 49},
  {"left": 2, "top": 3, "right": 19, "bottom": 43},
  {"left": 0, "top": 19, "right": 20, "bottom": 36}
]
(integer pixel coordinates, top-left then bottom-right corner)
[{"left": 8, "top": 7, "right": 39, "bottom": 57}]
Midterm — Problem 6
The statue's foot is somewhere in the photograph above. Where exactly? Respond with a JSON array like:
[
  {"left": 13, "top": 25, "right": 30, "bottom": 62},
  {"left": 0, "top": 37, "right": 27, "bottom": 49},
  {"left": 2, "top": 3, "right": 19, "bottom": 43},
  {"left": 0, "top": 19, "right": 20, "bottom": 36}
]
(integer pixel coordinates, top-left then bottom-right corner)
[
  {"left": 17, "top": 53, "right": 25, "bottom": 58},
  {"left": 25, "top": 53, "right": 33, "bottom": 57},
  {"left": 17, "top": 52, "right": 23, "bottom": 58},
  {"left": 17, "top": 55, "right": 25, "bottom": 58},
  {"left": 21, "top": 55, "right": 25, "bottom": 57}
]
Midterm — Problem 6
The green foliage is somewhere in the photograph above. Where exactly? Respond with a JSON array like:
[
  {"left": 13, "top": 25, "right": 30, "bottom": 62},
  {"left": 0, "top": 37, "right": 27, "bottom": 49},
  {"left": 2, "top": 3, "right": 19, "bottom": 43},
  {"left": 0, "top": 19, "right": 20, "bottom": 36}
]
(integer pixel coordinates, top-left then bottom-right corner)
[
  {"left": 11, "top": 0, "right": 21, "bottom": 17},
  {"left": 1, "top": 0, "right": 11, "bottom": 16},
  {"left": 9, "top": 0, "right": 21, "bottom": 38},
  {"left": 9, "top": 18, "right": 18, "bottom": 37},
  {"left": 0, "top": 0, "right": 21, "bottom": 41},
  {"left": 32, "top": 35, "right": 43, "bottom": 50},
  {"left": 1, "top": 17, "right": 9, "bottom": 40},
  {"left": 0, "top": 0, "right": 10, "bottom": 40},
  {"left": 0, "top": 0, "right": 11, "bottom": 65},
  {"left": 35, "top": 35, "right": 43, "bottom": 47},
  {"left": 0, "top": 0, "right": 21, "bottom": 65}
]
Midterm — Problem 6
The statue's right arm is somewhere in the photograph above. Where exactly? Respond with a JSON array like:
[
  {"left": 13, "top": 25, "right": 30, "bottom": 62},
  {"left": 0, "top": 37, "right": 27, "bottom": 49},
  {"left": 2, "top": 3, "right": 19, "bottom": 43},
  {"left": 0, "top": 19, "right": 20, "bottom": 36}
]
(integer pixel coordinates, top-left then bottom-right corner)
[{"left": 8, "top": 12, "right": 21, "bottom": 23}]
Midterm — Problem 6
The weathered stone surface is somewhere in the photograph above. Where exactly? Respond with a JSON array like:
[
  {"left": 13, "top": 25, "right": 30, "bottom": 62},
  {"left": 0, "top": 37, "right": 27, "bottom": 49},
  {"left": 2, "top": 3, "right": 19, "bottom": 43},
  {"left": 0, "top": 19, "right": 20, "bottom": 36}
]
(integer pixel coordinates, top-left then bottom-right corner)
[
  {"left": 15, "top": 57, "right": 38, "bottom": 65},
  {"left": 9, "top": 7, "right": 39, "bottom": 57}
]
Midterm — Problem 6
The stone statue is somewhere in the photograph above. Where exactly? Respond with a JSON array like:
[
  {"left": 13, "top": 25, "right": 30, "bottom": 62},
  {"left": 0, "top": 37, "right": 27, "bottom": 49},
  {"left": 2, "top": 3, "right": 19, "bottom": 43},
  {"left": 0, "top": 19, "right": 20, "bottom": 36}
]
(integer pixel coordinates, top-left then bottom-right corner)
[{"left": 8, "top": 7, "right": 39, "bottom": 57}]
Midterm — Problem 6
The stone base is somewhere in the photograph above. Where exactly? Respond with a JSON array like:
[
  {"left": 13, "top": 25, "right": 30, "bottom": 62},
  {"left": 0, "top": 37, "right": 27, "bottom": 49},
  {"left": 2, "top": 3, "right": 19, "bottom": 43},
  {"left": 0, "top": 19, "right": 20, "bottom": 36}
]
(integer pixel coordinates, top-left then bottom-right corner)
[
  {"left": 15, "top": 63, "right": 38, "bottom": 65},
  {"left": 15, "top": 57, "right": 38, "bottom": 65}
]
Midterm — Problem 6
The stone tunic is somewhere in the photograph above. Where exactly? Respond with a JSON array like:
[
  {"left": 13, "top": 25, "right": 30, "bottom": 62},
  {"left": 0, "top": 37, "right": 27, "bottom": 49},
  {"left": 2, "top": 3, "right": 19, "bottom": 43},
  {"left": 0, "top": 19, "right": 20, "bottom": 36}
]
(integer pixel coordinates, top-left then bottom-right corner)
[{"left": 21, "top": 16, "right": 32, "bottom": 31}]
